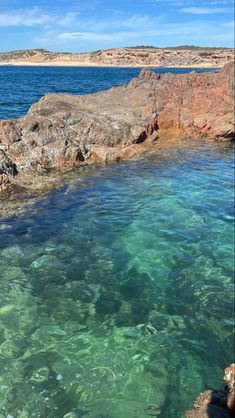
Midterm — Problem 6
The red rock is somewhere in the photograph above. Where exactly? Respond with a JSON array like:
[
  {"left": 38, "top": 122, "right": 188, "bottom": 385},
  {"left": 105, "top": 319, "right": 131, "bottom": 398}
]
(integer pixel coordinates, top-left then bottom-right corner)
[{"left": 0, "top": 62, "right": 234, "bottom": 192}]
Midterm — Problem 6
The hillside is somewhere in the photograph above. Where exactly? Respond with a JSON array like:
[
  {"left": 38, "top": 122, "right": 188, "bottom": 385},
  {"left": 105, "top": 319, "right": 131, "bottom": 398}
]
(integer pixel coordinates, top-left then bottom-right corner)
[{"left": 0, "top": 46, "right": 233, "bottom": 67}]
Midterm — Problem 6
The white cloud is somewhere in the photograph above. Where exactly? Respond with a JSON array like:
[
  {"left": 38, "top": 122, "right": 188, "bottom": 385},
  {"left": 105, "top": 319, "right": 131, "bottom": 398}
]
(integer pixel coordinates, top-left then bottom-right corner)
[
  {"left": 37, "top": 17, "right": 234, "bottom": 50},
  {"left": 147, "top": 0, "right": 233, "bottom": 3},
  {"left": 56, "top": 31, "right": 122, "bottom": 41},
  {"left": 0, "top": 7, "right": 51, "bottom": 27},
  {"left": 2, "top": 5, "right": 232, "bottom": 50},
  {"left": 222, "top": 20, "right": 235, "bottom": 28},
  {"left": 180, "top": 6, "right": 232, "bottom": 13},
  {"left": 58, "top": 12, "right": 78, "bottom": 27},
  {"left": 0, "top": 7, "right": 79, "bottom": 27},
  {"left": 60, "top": 13, "right": 151, "bottom": 33},
  {"left": 208, "top": 0, "right": 233, "bottom": 3}
]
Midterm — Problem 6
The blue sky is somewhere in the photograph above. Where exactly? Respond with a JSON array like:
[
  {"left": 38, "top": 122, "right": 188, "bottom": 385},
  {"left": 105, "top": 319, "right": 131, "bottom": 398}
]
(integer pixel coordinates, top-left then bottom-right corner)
[{"left": 0, "top": 0, "right": 234, "bottom": 52}]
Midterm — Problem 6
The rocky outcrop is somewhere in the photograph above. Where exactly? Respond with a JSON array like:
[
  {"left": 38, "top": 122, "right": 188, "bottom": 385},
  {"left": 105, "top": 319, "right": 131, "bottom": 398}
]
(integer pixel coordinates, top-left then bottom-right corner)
[
  {"left": 88, "top": 47, "right": 233, "bottom": 68},
  {"left": 186, "top": 364, "right": 235, "bottom": 418},
  {"left": 0, "top": 61, "right": 234, "bottom": 193},
  {"left": 0, "top": 47, "right": 233, "bottom": 68}
]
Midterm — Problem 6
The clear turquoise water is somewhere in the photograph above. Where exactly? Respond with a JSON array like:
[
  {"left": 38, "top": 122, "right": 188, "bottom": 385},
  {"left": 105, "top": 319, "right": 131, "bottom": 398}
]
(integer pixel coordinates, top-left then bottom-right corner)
[{"left": 0, "top": 139, "right": 234, "bottom": 418}]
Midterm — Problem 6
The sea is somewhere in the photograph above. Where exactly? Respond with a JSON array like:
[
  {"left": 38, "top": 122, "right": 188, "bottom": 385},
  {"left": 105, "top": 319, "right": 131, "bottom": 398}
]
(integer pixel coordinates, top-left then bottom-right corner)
[{"left": 0, "top": 66, "right": 234, "bottom": 418}]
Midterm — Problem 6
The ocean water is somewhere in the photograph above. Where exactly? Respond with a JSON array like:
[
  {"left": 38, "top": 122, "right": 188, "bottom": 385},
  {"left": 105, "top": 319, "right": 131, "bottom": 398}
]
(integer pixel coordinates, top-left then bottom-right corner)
[
  {"left": 0, "top": 67, "right": 234, "bottom": 418},
  {"left": 0, "top": 65, "right": 218, "bottom": 120}
]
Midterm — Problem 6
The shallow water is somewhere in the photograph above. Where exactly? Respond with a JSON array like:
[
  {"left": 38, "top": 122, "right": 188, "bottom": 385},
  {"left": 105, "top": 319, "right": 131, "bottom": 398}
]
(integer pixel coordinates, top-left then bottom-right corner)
[{"left": 0, "top": 139, "right": 234, "bottom": 418}]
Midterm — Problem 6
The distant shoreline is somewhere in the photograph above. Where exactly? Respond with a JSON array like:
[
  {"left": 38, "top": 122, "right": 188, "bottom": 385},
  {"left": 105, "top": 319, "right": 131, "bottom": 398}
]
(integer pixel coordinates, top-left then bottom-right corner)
[
  {"left": 0, "top": 61, "right": 222, "bottom": 68},
  {"left": 0, "top": 46, "right": 232, "bottom": 69}
]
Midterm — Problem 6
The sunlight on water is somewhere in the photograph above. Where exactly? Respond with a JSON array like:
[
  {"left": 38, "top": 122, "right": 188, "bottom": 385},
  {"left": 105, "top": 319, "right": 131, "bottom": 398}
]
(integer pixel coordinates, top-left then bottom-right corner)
[{"left": 0, "top": 140, "right": 234, "bottom": 418}]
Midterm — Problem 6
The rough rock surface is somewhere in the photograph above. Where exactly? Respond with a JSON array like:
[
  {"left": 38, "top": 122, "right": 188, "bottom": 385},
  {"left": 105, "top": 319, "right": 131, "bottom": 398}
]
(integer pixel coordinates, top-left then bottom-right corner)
[
  {"left": 0, "top": 61, "right": 234, "bottom": 192},
  {"left": 87, "top": 47, "right": 233, "bottom": 68},
  {"left": 186, "top": 364, "right": 235, "bottom": 418},
  {"left": 0, "top": 174, "right": 13, "bottom": 193},
  {"left": 224, "top": 364, "right": 235, "bottom": 416}
]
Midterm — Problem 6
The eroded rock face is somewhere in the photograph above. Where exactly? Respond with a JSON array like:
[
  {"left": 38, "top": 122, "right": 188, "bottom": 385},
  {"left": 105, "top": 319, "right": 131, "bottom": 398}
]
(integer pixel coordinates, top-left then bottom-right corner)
[
  {"left": 0, "top": 61, "right": 234, "bottom": 192},
  {"left": 0, "top": 47, "right": 233, "bottom": 68}
]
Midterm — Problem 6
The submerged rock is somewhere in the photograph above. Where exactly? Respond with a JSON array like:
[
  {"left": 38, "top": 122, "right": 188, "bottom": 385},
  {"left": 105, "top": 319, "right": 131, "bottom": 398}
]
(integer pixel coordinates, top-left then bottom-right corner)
[
  {"left": 119, "top": 278, "right": 142, "bottom": 300},
  {"left": 30, "top": 254, "right": 63, "bottom": 271},
  {"left": 70, "top": 283, "right": 95, "bottom": 303},
  {"left": 186, "top": 405, "right": 230, "bottom": 417},
  {"left": 0, "top": 335, "right": 28, "bottom": 358},
  {"left": 95, "top": 293, "right": 122, "bottom": 315},
  {"left": 186, "top": 364, "right": 235, "bottom": 418},
  {"left": 0, "top": 62, "right": 234, "bottom": 193}
]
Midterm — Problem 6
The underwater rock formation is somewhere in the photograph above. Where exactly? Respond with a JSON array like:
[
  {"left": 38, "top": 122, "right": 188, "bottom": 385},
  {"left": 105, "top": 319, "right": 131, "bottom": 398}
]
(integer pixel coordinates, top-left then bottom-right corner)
[
  {"left": 0, "top": 61, "right": 234, "bottom": 193},
  {"left": 186, "top": 364, "right": 235, "bottom": 418}
]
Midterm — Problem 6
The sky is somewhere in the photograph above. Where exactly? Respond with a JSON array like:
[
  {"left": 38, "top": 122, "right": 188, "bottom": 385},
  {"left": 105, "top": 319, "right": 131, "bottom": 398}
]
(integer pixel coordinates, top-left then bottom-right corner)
[{"left": 0, "top": 0, "right": 234, "bottom": 52}]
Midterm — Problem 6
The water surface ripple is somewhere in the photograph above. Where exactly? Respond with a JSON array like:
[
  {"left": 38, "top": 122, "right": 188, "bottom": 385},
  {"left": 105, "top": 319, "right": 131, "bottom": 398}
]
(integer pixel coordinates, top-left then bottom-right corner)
[{"left": 0, "top": 140, "right": 234, "bottom": 418}]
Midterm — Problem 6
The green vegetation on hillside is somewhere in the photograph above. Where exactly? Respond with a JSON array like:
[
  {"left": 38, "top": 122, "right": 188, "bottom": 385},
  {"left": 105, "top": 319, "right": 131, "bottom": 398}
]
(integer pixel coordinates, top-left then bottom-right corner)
[{"left": 125, "top": 45, "right": 230, "bottom": 50}]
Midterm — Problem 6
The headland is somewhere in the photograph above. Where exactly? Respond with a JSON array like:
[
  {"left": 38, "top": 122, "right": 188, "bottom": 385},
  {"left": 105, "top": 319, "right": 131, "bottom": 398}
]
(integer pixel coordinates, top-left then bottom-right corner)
[{"left": 0, "top": 46, "right": 234, "bottom": 68}]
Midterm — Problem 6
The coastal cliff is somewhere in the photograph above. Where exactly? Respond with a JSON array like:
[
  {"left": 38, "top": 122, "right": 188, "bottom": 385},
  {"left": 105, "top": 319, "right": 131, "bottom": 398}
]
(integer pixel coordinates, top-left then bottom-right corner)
[
  {"left": 0, "top": 61, "right": 234, "bottom": 193},
  {"left": 0, "top": 46, "right": 233, "bottom": 68}
]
